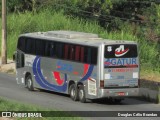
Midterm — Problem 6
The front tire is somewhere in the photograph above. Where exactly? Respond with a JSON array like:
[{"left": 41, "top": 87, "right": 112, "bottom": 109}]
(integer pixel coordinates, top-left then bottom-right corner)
[
  {"left": 26, "top": 75, "right": 34, "bottom": 91},
  {"left": 69, "top": 84, "right": 79, "bottom": 101},
  {"left": 78, "top": 86, "right": 86, "bottom": 103}
]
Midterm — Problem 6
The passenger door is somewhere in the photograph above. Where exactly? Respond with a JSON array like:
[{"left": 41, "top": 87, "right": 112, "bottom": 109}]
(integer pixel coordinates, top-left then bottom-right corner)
[{"left": 16, "top": 51, "right": 25, "bottom": 68}]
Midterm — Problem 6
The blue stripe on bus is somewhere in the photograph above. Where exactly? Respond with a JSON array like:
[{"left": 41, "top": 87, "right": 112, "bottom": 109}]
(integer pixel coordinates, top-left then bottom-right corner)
[
  {"left": 80, "top": 65, "right": 94, "bottom": 82},
  {"left": 33, "top": 56, "right": 67, "bottom": 92},
  {"left": 33, "top": 57, "right": 48, "bottom": 89}
]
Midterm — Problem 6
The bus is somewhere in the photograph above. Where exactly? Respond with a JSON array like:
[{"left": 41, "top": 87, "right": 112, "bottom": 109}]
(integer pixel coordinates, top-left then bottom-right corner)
[{"left": 14, "top": 31, "right": 139, "bottom": 103}]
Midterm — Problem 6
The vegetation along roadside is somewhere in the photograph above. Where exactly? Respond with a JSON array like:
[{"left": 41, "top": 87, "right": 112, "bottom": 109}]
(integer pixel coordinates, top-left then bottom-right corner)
[{"left": 0, "top": 0, "right": 160, "bottom": 79}]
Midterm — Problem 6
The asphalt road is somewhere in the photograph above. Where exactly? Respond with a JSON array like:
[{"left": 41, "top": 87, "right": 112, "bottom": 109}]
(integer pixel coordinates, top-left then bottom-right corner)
[{"left": 0, "top": 72, "right": 159, "bottom": 120}]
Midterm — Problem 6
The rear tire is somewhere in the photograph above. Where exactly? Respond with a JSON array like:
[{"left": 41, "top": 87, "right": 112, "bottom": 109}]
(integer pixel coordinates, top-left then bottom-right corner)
[
  {"left": 69, "top": 84, "right": 79, "bottom": 101},
  {"left": 26, "top": 75, "right": 34, "bottom": 91},
  {"left": 78, "top": 86, "right": 86, "bottom": 103}
]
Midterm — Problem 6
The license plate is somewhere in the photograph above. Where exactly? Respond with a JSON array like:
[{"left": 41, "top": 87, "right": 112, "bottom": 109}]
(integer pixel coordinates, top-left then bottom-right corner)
[{"left": 117, "top": 92, "right": 125, "bottom": 96}]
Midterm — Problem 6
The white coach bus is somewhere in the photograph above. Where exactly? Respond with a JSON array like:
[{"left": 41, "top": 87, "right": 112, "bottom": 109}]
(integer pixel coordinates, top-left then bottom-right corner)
[{"left": 14, "top": 31, "right": 139, "bottom": 103}]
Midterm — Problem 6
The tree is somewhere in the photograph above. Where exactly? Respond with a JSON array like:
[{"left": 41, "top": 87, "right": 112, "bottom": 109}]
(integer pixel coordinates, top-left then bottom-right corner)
[{"left": 1, "top": 0, "right": 7, "bottom": 64}]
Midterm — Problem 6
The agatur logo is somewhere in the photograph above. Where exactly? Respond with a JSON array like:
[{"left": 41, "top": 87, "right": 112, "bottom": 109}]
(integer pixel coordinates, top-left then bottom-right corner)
[{"left": 115, "top": 45, "right": 129, "bottom": 57}]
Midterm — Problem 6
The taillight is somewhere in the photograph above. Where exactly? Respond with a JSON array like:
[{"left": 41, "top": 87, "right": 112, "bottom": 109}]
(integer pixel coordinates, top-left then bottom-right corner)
[{"left": 100, "top": 80, "right": 104, "bottom": 89}]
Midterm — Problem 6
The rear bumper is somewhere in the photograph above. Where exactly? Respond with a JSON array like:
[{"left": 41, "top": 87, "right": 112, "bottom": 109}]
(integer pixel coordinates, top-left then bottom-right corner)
[{"left": 98, "top": 88, "right": 139, "bottom": 98}]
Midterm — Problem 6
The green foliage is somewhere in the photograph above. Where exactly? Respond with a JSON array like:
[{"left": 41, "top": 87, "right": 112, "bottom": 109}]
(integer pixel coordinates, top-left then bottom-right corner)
[
  {"left": 0, "top": 0, "right": 160, "bottom": 73},
  {"left": 0, "top": 8, "right": 160, "bottom": 72},
  {"left": 7, "top": 0, "right": 20, "bottom": 12}
]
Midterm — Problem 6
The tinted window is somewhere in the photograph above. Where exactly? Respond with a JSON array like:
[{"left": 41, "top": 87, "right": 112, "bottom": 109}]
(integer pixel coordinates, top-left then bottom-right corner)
[
  {"left": 91, "top": 47, "right": 98, "bottom": 64},
  {"left": 17, "top": 37, "right": 26, "bottom": 52},
  {"left": 26, "top": 38, "right": 35, "bottom": 54},
  {"left": 63, "top": 43, "right": 98, "bottom": 65},
  {"left": 45, "top": 41, "right": 51, "bottom": 56},
  {"left": 83, "top": 46, "right": 98, "bottom": 65},
  {"left": 75, "top": 46, "right": 81, "bottom": 61},
  {"left": 18, "top": 37, "right": 98, "bottom": 65},
  {"left": 105, "top": 44, "right": 137, "bottom": 58},
  {"left": 64, "top": 44, "right": 69, "bottom": 59},
  {"left": 69, "top": 45, "right": 75, "bottom": 60},
  {"left": 35, "top": 39, "right": 45, "bottom": 56},
  {"left": 84, "top": 47, "right": 88, "bottom": 63},
  {"left": 80, "top": 46, "right": 84, "bottom": 62},
  {"left": 56, "top": 42, "right": 64, "bottom": 59}
]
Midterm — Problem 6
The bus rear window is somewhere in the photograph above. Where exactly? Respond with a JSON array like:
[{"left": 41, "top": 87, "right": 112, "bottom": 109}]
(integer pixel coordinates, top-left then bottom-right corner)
[{"left": 105, "top": 44, "right": 138, "bottom": 58}]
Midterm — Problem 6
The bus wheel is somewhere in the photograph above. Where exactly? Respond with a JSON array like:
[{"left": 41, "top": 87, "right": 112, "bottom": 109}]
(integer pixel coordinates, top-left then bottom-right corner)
[
  {"left": 26, "top": 75, "right": 34, "bottom": 91},
  {"left": 78, "top": 86, "right": 86, "bottom": 103},
  {"left": 69, "top": 84, "right": 79, "bottom": 101}
]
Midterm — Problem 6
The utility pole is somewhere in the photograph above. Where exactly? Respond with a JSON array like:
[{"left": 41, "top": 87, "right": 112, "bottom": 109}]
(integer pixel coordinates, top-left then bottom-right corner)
[{"left": 1, "top": 0, "right": 7, "bottom": 64}]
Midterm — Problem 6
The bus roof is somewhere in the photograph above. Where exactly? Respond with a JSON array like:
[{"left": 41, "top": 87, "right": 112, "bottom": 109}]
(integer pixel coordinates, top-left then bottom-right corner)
[{"left": 19, "top": 31, "right": 137, "bottom": 46}]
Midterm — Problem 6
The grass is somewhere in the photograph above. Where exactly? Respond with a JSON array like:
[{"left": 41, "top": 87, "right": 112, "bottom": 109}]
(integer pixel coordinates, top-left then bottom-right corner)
[
  {"left": 0, "top": 8, "right": 159, "bottom": 80},
  {"left": 0, "top": 97, "right": 82, "bottom": 120},
  {"left": 140, "top": 68, "right": 160, "bottom": 82}
]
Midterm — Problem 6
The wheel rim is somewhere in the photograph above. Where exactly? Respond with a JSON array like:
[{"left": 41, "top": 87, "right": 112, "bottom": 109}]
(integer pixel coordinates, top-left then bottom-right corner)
[
  {"left": 27, "top": 79, "right": 32, "bottom": 88},
  {"left": 79, "top": 89, "right": 84, "bottom": 100},
  {"left": 71, "top": 88, "right": 75, "bottom": 97}
]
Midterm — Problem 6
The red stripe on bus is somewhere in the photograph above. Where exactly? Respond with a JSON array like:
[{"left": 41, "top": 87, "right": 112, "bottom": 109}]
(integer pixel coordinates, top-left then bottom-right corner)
[
  {"left": 115, "top": 48, "right": 129, "bottom": 55},
  {"left": 53, "top": 71, "right": 64, "bottom": 85}
]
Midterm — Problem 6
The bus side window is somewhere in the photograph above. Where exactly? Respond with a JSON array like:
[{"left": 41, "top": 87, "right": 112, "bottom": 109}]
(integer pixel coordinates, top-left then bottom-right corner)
[
  {"left": 84, "top": 47, "right": 88, "bottom": 63},
  {"left": 80, "top": 46, "right": 84, "bottom": 63},
  {"left": 44, "top": 41, "right": 51, "bottom": 57},
  {"left": 56, "top": 42, "right": 64, "bottom": 59},
  {"left": 26, "top": 39, "right": 31, "bottom": 54},
  {"left": 26, "top": 38, "right": 35, "bottom": 54},
  {"left": 83, "top": 47, "right": 98, "bottom": 65},
  {"left": 75, "top": 46, "right": 80, "bottom": 61},
  {"left": 69, "top": 45, "right": 75, "bottom": 60},
  {"left": 87, "top": 48, "right": 92, "bottom": 64},
  {"left": 64, "top": 44, "right": 69, "bottom": 59},
  {"left": 17, "top": 37, "right": 26, "bottom": 52},
  {"left": 36, "top": 39, "right": 45, "bottom": 56},
  {"left": 49, "top": 42, "right": 55, "bottom": 57},
  {"left": 91, "top": 47, "right": 98, "bottom": 65}
]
